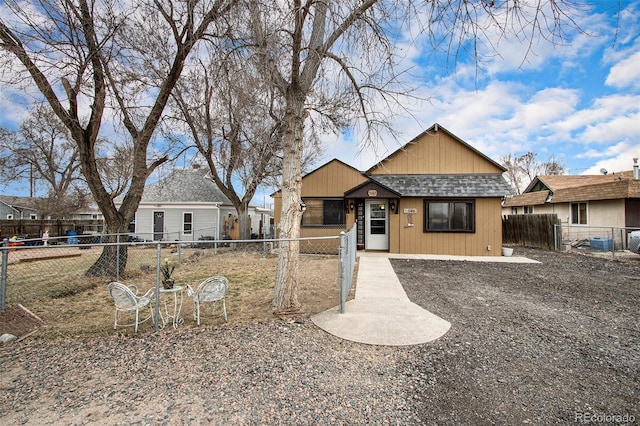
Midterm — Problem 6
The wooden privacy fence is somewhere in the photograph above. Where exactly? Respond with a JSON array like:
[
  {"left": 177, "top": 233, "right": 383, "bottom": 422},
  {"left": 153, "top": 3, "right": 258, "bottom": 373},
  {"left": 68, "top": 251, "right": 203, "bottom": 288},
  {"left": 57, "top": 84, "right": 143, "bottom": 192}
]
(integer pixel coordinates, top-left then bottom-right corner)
[
  {"left": 502, "top": 214, "right": 560, "bottom": 250},
  {"left": 0, "top": 219, "right": 104, "bottom": 240}
]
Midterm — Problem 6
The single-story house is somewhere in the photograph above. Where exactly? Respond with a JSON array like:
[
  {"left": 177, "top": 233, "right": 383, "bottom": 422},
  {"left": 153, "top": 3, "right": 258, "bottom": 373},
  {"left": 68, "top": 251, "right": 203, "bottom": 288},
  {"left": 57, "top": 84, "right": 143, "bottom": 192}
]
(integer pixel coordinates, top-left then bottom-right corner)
[
  {"left": 272, "top": 123, "right": 514, "bottom": 256},
  {"left": 66, "top": 205, "right": 104, "bottom": 222},
  {"left": 0, "top": 196, "right": 41, "bottom": 220},
  {"left": 127, "top": 167, "right": 272, "bottom": 241},
  {"left": 502, "top": 162, "right": 640, "bottom": 229}
]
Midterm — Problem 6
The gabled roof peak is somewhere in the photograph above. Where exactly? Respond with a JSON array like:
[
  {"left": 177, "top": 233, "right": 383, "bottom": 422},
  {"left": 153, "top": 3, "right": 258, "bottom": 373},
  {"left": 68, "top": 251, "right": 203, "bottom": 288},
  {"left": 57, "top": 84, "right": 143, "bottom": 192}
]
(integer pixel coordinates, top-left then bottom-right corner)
[{"left": 366, "top": 123, "right": 506, "bottom": 173}]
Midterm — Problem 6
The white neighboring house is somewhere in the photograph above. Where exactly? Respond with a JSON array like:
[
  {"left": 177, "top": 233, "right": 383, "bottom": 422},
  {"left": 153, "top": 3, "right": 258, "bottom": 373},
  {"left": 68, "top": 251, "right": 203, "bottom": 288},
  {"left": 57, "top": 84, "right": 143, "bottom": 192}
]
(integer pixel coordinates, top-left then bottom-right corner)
[{"left": 122, "top": 167, "right": 272, "bottom": 242}]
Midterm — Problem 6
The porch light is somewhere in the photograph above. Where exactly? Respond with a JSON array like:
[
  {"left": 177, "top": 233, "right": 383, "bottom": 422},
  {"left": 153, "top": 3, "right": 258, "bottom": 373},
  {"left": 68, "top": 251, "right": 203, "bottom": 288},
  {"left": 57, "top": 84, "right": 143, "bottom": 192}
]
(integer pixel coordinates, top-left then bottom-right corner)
[
  {"left": 300, "top": 202, "right": 307, "bottom": 212},
  {"left": 390, "top": 201, "right": 396, "bottom": 211},
  {"left": 349, "top": 202, "right": 354, "bottom": 211}
]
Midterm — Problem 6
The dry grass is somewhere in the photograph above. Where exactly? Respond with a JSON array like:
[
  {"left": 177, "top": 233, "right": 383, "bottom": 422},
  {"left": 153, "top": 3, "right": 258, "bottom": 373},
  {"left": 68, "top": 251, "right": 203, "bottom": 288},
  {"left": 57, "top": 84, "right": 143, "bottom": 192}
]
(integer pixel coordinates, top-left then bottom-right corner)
[{"left": 1, "top": 246, "right": 348, "bottom": 339}]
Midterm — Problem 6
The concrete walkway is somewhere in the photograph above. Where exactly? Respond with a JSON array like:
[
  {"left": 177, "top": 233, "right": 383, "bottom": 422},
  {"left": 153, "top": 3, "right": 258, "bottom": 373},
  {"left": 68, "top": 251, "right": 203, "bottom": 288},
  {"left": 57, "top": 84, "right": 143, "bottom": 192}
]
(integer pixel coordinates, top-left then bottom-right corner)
[{"left": 311, "top": 252, "right": 540, "bottom": 346}]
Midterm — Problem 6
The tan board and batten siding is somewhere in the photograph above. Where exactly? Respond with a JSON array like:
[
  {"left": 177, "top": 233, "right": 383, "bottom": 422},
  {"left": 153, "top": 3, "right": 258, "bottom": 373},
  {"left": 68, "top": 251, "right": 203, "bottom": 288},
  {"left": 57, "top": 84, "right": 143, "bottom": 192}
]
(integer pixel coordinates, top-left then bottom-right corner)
[
  {"left": 298, "top": 159, "right": 367, "bottom": 197},
  {"left": 274, "top": 125, "right": 508, "bottom": 256},
  {"left": 368, "top": 128, "right": 503, "bottom": 175},
  {"left": 272, "top": 159, "right": 364, "bottom": 238},
  {"left": 369, "top": 129, "right": 505, "bottom": 256}
]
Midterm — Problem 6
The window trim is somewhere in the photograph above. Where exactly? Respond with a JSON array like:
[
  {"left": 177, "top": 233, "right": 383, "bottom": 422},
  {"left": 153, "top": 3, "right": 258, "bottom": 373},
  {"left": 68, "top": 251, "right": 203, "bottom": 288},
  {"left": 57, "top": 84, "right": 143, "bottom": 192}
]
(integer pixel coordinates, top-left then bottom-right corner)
[
  {"left": 423, "top": 199, "right": 476, "bottom": 233},
  {"left": 301, "top": 197, "right": 346, "bottom": 228},
  {"left": 182, "top": 212, "right": 193, "bottom": 235},
  {"left": 570, "top": 202, "right": 588, "bottom": 225}
]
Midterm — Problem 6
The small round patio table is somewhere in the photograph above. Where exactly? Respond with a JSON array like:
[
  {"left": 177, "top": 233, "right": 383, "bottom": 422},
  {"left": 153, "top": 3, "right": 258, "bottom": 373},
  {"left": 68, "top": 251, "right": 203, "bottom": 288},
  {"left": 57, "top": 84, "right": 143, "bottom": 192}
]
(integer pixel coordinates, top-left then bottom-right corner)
[{"left": 158, "top": 285, "right": 184, "bottom": 329}]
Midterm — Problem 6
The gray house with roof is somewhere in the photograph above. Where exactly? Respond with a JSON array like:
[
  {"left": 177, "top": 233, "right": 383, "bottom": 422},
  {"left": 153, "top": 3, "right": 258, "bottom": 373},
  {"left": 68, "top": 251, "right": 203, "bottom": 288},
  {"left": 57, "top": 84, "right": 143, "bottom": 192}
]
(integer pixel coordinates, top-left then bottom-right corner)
[
  {"left": 0, "top": 196, "right": 41, "bottom": 220},
  {"left": 126, "top": 167, "right": 271, "bottom": 241}
]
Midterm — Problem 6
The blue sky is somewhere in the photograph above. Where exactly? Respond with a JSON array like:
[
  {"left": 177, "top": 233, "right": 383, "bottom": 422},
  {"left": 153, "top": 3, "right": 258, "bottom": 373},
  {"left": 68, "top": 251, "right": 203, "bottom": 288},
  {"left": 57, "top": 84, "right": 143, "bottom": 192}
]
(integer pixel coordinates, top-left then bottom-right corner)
[
  {"left": 320, "top": 0, "right": 640, "bottom": 178},
  {"left": 1, "top": 1, "right": 639, "bottom": 205}
]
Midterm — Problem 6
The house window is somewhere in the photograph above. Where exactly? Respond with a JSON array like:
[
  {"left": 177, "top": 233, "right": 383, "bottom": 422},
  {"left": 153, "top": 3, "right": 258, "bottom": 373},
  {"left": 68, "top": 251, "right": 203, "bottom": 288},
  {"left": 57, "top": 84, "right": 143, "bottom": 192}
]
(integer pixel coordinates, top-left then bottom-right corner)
[
  {"left": 524, "top": 206, "right": 534, "bottom": 214},
  {"left": 570, "top": 202, "right": 587, "bottom": 225},
  {"left": 424, "top": 199, "right": 475, "bottom": 232},
  {"left": 511, "top": 207, "right": 518, "bottom": 215},
  {"left": 183, "top": 212, "right": 193, "bottom": 235},
  {"left": 301, "top": 198, "right": 345, "bottom": 227},
  {"left": 30, "top": 214, "right": 37, "bottom": 219}
]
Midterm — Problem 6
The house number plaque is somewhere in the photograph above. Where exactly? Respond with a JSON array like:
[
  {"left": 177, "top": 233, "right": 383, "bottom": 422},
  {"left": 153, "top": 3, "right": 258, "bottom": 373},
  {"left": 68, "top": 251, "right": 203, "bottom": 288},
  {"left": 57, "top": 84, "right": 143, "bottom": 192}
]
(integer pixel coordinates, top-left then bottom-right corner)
[{"left": 368, "top": 189, "right": 378, "bottom": 197}]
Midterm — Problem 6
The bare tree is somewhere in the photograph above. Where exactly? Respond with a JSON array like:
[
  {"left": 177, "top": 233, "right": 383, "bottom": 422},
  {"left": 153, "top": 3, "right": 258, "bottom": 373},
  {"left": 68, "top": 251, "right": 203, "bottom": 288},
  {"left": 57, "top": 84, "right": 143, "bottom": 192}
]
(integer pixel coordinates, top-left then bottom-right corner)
[
  {"left": 0, "top": 103, "right": 88, "bottom": 218},
  {"left": 243, "top": 0, "right": 585, "bottom": 313},
  {"left": 168, "top": 50, "right": 285, "bottom": 240},
  {"left": 0, "top": 0, "right": 234, "bottom": 275},
  {"left": 167, "top": 41, "right": 325, "bottom": 241},
  {"left": 501, "top": 152, "right": 566, "bottom": 194},
  {"left": 245, "top": 0, "right": 415, "bottom": 313}
]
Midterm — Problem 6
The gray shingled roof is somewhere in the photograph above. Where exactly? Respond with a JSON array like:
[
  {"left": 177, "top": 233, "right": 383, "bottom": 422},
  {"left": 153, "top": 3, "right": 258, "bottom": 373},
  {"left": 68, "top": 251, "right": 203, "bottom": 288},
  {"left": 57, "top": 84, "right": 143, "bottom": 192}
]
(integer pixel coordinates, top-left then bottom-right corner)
[
  {"left": 368, "top": 174, "right": 514, "bottom": 198},
  {"left": 140, "top": 169, "right": 232, "bottom": 204}
]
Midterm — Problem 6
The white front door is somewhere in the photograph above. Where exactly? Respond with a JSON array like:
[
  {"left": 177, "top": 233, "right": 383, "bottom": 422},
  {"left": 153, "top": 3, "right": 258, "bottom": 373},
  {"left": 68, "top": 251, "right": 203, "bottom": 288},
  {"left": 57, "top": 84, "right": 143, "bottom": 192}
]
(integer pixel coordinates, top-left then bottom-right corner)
[{"left": 365, "top": 199, "right": 389, "bottom": 250}]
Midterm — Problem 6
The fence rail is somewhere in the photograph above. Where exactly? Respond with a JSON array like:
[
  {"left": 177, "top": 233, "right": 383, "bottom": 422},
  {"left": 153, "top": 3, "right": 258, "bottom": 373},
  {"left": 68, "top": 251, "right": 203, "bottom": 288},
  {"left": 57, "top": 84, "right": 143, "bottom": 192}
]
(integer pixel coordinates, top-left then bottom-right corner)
[
  {"left": 339, "top": 223, "right": 358, "bottom": 313},
  {"left": 554, "top": 224, "right": 640, "bottom": 255},
  {"left": 0, "top": 232, "right": 359, "bottom": 317}
]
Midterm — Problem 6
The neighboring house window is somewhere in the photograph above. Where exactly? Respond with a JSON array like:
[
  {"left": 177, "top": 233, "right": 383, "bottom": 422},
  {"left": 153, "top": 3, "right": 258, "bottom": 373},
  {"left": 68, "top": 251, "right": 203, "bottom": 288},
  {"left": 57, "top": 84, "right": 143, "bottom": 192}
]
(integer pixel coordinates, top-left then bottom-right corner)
[
  {"left": 424, "top": 199, "right": 475, "bottom": 232},
  {"left": 301, "top": 198, "right": 345, "bottom": 227},
  {"left": 6, "top": 214, "right": 13, "bottom": 220},
  {"left": 511, "top": 207, "right": 518, "bottom": 215},
  {"left": 570, "top": 202, "right": 587, "bottom": 225},
  {"left": 524, "top": 206, "right": 534, "bottom": 214},
  {"left": 30, "top": 214, "right": 37, "bottom": 219},
  {"left": 183, "top": 212, "right": 193, "bottom": 235}
]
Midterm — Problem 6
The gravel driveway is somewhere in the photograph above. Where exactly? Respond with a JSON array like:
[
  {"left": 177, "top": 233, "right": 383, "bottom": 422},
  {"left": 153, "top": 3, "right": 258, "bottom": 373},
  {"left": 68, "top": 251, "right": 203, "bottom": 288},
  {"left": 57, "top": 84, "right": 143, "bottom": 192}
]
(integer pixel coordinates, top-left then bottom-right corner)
[{"left": 1, "top": 248, "right": 638, "bottom": 425}]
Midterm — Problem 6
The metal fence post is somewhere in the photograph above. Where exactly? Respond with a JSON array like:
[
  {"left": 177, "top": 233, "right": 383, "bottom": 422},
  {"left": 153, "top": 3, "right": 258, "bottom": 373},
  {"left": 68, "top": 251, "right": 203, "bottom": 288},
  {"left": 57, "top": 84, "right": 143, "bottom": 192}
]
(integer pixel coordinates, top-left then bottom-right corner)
[
  {"left": 1, "top": 238, "right": 8, "bottom": 311},
  {"left": 339, "top": 231, "right": 346, "bottom": 314},
  {"left": 611, "top": 227, "right": 615, "bottom": 259},
  {"left": 154, "top": 243, "right": 161, "bottom": 332},
  {"left": 116, "top": 233, "right": 121, "bottom": 281}
]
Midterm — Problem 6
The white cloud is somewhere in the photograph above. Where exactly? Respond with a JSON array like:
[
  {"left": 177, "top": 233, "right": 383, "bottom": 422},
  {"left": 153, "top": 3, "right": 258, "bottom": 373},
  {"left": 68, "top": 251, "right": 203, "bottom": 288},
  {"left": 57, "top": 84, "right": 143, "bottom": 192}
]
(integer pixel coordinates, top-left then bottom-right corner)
[
  {"left": 605, "top": 50, "right": 640, "bottom": 89},
  {"left": 580, "top": 140, "right": 640, "bottom": 175},
  {"left": 579, "top": 112, "right": 640, "bottom": 143}
]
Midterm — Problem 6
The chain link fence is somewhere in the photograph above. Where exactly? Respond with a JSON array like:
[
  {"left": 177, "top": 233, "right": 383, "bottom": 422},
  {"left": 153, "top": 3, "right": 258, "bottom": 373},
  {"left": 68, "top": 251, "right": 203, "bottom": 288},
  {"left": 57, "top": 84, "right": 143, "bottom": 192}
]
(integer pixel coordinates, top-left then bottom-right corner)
[
  {"left": 554, "top": 224, "right": 640, "bottom": 257},
  {"left": 0, "top": 232, "right": 357, "bottom": 329},
  {"left": 339, "top": 223, "right": 357, "bottom": 313}
]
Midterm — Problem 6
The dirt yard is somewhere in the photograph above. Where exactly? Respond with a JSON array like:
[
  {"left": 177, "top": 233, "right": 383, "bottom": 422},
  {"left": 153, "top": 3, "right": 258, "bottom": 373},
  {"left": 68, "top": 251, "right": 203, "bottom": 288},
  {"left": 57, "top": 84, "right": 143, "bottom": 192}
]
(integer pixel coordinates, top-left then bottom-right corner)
[
  {"left": 1, "top": 247, "right": 638, "bottom": 424},
  {"left": 0, "top": 249, "right": 342, "bottom": 339},
  {"left": 390, "top": 247, "right": 639, "bottom": 424}
]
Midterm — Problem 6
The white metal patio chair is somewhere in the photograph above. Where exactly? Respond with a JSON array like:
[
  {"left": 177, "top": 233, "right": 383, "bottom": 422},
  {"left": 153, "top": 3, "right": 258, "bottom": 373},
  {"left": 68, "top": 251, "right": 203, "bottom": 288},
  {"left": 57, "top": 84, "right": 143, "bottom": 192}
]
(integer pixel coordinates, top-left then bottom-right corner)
[
  {"left": 107, "top": 282, "right": 154, "bottom": 333},
  {"left": 186, "top": 276, "right": 228, "bottom": 325}
]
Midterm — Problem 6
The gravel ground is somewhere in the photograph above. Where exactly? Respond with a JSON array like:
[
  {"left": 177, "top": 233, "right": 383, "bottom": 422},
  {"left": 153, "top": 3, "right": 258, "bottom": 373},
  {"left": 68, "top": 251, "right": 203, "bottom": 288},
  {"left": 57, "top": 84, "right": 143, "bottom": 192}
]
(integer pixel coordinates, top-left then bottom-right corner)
[{"left": 1, "top": 247, "right": 639, "bottom": 425}]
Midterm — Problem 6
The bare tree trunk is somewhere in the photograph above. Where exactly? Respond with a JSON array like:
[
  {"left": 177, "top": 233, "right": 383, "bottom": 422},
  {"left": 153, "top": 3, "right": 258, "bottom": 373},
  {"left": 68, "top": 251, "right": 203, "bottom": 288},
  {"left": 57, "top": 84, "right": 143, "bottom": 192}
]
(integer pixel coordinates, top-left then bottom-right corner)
[
  {"left": 237, "top": 207, "right": 251, "bottom": 240},
  {"left": 85, "top": 221, "right": 129, "bottom": 277},
  {"left": 272, "top": 103, "right": 305, "bottom": 312}
]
